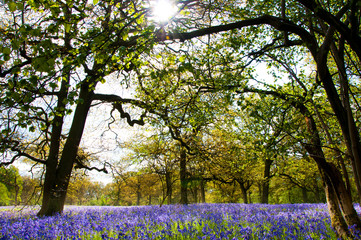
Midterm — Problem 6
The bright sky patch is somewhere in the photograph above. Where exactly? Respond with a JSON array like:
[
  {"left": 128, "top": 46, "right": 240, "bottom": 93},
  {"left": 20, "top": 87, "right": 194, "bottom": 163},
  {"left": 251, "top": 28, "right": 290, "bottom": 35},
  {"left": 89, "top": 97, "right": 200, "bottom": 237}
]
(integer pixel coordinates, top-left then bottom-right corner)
[{"left": 152, "top": 0, "right": 178, "bottom": 23}]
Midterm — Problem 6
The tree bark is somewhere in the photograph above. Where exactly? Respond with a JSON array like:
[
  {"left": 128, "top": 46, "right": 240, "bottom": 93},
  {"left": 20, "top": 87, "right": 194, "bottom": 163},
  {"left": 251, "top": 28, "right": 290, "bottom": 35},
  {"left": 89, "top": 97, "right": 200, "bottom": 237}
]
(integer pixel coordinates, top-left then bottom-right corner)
[
  {"left": 332, "top": 38, "right": 361, "bottom": 203},
  {"left": 200, "top": 178, "right": 206, "bottom": 203},
  {"left": 37, "top": 71, "right": 70, "bottom": 216},
  {"left": 38, "top": 83, "right": 94, "bottom": 216},
  {"left": 165, "top": 171, "right": 173, "bottom": 205},
  {"left": 137, "top": 189, "right": 141, "bottom": 205},
  {"left": 238, "top": 180, "right": 248, "bottom": 204},
  {"left": 179, "top": 146, "right": 188, "bottom": 205},
  {"left": 261, "top": 159, "right": 273, "bottom": 203},
  {"left": 301, "top": 188, "right": 308, "bottom": 203},
  {"left": 301, "top": 107, "right": 361, "bottom": 235},
  {"left": 322, "top": 168, "right": 349, "bottom": 239},
  {"left": 192, "top": 186, "right": 198, "bottom": 203},
  {"left": 316, "top": 43, "right": 361, "bottom": 205},
  {"left": 14, "top": 174, "right": 19, "bottom": 205}
]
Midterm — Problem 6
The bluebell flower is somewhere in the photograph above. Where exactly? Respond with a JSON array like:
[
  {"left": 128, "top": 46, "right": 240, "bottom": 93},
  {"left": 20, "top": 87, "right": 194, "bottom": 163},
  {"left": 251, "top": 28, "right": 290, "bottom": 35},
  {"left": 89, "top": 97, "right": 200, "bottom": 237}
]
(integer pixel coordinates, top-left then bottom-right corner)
[{"left": 0, "top": 203, "right": 342, "bottom": 239}]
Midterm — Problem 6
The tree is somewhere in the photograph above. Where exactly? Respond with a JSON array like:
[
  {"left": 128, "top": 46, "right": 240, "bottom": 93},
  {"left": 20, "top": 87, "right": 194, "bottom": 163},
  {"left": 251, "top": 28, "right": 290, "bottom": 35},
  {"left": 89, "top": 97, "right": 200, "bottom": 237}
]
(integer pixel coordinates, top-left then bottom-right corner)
[
  {"left": 110, "top": 169, "right": 162, "bottom": 206},
  {"left": 0, "top": 183, "right": 10, "bottom": 206},
  {"left": 235, "top": 94, "right": 293, "bottom": 203},
  {"left": 0, "top": 165, "right": 22, "bottom": 205},
  {"left": 20, "top": 176, "right": 41, "bottom": 205},
  {"left": 123, "top": 133, "right": 179, "bottom": 205},
  {"left": 131, "top": 19, "right": 246, "bottom": 204},
  {"left": 0, "top": 0, "right": 174, "bottom": 216},
  {"left": 276, "top": 154, "right": 324, "bottom": 203},
  {"left": 156, "top": 0, "right": 361, "bottom": 236},
  {"left": 202, "top": 126, "right": 258, "bottom": 204},
  {"left": 66, "top": 174, "right": 104, "bottom": 206}
]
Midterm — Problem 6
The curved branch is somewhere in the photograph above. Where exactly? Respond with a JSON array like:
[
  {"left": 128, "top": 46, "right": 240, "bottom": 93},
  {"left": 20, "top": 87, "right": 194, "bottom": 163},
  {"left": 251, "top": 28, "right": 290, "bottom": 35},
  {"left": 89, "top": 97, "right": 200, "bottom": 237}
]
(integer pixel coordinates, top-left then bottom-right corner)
[
  {"left": 0, "top": 134, "right": 47, "bottom": 166},
  {"left": 1, "top": 147, "right": 46, "bottom": 167},
  {"left": 113, "top": 102, "right": 147, "bottom": 126},
  {"left": 73, "top": 160, "right": 109, "bottom": 174},
  {"left": 279, "top": 173, "right": 312, "bottom": 191},
  {"left": 164, "top": 15, "right": 318, "bottom": 55},
  {"left": 92, "top": 93, "right": 151, "bottom": 126}
]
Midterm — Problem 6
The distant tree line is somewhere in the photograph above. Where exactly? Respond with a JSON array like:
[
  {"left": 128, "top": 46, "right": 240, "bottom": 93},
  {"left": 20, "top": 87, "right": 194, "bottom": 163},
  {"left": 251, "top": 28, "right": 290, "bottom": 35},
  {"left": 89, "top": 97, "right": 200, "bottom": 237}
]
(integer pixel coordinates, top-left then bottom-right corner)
[{"left": 1, "top": 153, "right": 326, "bottom": 207}]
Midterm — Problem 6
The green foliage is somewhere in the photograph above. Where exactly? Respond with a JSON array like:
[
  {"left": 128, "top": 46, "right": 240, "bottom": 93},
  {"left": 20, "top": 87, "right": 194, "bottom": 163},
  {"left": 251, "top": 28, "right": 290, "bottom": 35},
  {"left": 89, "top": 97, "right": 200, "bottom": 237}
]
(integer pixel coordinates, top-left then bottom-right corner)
[
  {"left": 0, "top": 0, "right": 159, "bottom": 151},
  {"left": 0, "top": 183, "right": 10, "bottom": 206},
  {"left": 20, "top": 176, "right": 41, "bottom": 205},
  {"left": 0, "top": 166, "right": 23, "bottom": 205}
]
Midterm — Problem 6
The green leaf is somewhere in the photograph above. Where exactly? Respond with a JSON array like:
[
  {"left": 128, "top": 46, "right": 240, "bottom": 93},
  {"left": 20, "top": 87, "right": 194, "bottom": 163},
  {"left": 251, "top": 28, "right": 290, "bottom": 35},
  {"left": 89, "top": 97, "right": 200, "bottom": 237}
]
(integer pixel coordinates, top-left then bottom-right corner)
[
  {"left": 1, "top": 47, "right": 11, "bottom": 55},
  {"left": 65, "top": 23, "right": 71, "bottom": 33},
  {"left": 179, "top": 55, "right": 186, "bottom": 62},
  {"left": 8, "top": 2, "right": 17, "bottom": 12},
  {"left": 4, "top": 54, "right": 10, "bottom": 61},
  {"left": 99, "top": 77, "right": 106, "bottom": 84},
  {"left": 16, "top": 3, "right": 24, "bottom": 11},
  {"left": 49, "top": 82, "right": 58, "bottom": 89},
  {"left": 11, "top": 40, "right": 21, "bottom": 50},
  {"left": 29, "top": 126, "right": 36, "bottom": 132}
]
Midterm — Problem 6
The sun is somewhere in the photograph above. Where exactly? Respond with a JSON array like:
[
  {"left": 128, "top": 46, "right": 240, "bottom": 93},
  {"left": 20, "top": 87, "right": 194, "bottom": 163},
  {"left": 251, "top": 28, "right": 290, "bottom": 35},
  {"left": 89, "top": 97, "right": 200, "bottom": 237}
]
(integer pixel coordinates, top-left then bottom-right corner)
[{"left": 152, "top": 0, "right": 178, "bottom": 23}]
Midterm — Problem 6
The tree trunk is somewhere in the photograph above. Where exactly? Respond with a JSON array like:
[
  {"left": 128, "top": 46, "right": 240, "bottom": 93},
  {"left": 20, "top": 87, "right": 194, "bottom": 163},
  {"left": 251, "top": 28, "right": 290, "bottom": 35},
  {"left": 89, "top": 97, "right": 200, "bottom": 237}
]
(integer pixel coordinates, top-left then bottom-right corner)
[
  {"left": 301, "top": 105, "right": 361, "bottom": 235},
  {"left": 165, "top": 171, "right": 173, "bottom": 205},
  {"left": 193, "top": 186, "right": 198, "bottom": 203},
  {"left": 316, "top": 46, "right": 361, "bottom": 204},
  {"left": 38, "top": 84, "right": 94, "bottom": 216},
  {"left": 313, "top": 103, "right": 353, "bottom": 198},
  {"left": 314, "top": 182, "right": 323, "bottom": 202},
  {"left": 301, "top": 188, "right": 308, "bottom": 203},
  {"left": 261, "top": 159, "right": 273, "bottom": 203},
  {"left": 137, "top": 189, "right": 141, "bottom": 205},
  {"left": 179, "top": 146, "right": 188, "bottom": 205},
  {"left": 288, "top": 189, "right": 292, "bottom": 203},
  {"left": 328, "top": 37, "right": 361, "bottom": 203},
  {"left": 200, "top": 178, "right": 206, "bottom": 203},
  {"left": 329, "top": 163, "right": 360, "bottom": 229},
  {"left": 238, "top": 181, "right": 248, "bottom": 204},
  {"left": 37, "top": 77, "right": 69, "bottom": 216},
  {"left": 116, "top": 184, "right": 121, "bottom": 205},
  {"left": 322, "top": 168, "right": 350, "bottom": 238}
]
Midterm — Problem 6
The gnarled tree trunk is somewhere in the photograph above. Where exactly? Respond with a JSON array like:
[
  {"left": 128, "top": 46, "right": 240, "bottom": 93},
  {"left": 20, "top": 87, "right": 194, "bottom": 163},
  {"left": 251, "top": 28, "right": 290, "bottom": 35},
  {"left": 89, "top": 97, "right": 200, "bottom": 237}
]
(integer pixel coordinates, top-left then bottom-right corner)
[
  {"left": 301, "top": 105, "right": 361, "bottom": 237},
  {"left": 322, "top": 168, "right": 349, "bottom": 239}
]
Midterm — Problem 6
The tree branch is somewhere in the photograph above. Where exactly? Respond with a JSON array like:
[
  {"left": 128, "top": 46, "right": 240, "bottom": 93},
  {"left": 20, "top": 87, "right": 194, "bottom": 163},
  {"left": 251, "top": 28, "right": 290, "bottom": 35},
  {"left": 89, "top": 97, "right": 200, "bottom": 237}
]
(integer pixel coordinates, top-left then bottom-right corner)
[
  {"left": 296, "top": 0, "right": 361, "bottom": 60},
  {"left": 73, "top": 160, "right": 109, "bottom": 174},
  {"left": 0, "top": 140, "right": 46, "bottom": 167},
  {"left": 92, "top": 93, "right": 151, "bottom": 126},
  {"left": 163, "top": 15, "right": 318, "bottom": 54}
]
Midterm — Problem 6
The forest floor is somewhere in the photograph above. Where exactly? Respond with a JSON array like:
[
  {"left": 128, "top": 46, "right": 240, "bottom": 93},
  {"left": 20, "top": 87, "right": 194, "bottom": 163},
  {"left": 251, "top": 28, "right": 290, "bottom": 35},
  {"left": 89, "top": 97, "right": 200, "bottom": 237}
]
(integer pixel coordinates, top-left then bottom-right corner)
[{"left": 1, "top": 203, "right": 357, "bottom": 239}]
